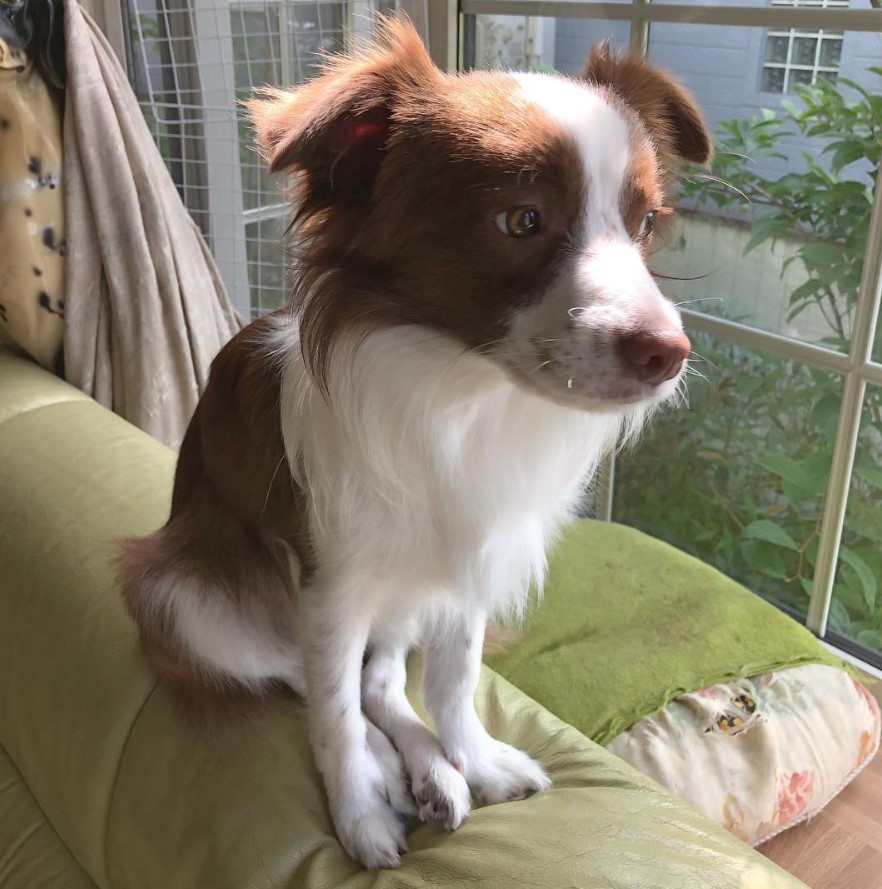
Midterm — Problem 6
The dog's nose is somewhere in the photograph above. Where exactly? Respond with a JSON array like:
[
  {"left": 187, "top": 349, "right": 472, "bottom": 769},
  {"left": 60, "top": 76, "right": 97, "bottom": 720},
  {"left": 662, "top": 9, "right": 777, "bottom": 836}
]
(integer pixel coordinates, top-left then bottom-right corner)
[{"left": 618, "top": 330, "right": 691, "bottom": 385}]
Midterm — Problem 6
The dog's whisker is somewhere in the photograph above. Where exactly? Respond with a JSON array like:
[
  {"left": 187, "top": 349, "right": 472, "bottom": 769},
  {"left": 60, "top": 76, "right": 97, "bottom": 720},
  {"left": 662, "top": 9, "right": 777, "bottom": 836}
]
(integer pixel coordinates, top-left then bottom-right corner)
[
  {"left": 691, "top": 173, "right": 752, "bottom": 205},
  {"left": 688, "top": 350, "right": 721, "bottom": 371},
  {"left": 673, "top": 297, "right": 724, "bottom": 309}
]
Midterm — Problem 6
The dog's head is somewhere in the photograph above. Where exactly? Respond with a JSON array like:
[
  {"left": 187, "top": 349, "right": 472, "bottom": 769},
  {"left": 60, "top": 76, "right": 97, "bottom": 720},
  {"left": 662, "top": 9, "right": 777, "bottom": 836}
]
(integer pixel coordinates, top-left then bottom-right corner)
[{"left": 249, "top": 19, "right": 710, "bottom": 412}]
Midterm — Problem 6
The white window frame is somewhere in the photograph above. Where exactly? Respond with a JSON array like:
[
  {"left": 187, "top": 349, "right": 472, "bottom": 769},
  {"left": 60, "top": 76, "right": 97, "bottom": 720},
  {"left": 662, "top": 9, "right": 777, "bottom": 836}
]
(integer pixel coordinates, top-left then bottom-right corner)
[{"left": 460, "top": 0, "right": 882, "bottom": 645}]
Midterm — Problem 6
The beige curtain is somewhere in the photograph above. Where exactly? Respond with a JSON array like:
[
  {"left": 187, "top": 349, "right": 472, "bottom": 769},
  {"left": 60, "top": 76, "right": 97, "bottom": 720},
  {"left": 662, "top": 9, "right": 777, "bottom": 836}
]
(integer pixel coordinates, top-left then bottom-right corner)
[{"left": 62, "top": 0, "right": 243, "bottom": 450}]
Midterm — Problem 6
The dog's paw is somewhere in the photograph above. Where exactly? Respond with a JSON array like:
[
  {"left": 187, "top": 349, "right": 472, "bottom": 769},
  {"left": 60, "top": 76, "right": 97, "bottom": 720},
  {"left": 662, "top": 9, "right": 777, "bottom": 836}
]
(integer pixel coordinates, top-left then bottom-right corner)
[
  {"left": 366, "top": 721, "right": 416, "bottom": 817},
  {"left": 459, "top": 740, "right": 551, "bottom": 806},
  {"left": 411, "top": 756, "right": 471, "bottom": 830},
  {"left": 336, "top": 802, "right": 408, "bottom": 870}
]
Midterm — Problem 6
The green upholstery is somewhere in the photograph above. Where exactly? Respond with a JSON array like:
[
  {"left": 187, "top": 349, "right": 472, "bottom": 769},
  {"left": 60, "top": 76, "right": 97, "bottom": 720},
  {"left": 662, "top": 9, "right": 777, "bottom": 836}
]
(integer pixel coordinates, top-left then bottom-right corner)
[
  {"left": 0, "top": 348, "right": 807, "bottom": 888},
  {"left": 488, "top": 522, "right": 841, "bottom": 745}
]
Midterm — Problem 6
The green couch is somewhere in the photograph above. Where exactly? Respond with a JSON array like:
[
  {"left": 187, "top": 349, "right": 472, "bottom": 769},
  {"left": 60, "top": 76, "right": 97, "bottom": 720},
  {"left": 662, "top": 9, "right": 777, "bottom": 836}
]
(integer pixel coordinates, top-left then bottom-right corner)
[{"left": 0, "top": 347, "right": 807, "bottom": 889}]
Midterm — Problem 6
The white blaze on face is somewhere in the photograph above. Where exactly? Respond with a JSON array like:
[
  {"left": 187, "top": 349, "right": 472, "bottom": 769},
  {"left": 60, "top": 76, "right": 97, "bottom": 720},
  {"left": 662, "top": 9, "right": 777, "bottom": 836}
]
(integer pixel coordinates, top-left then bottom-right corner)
[
  {"left": 502, "top": 73, "right": 685, "bottom": 409},
  {"left": 511, "top": 72, "right": 632, "bottom": 241}
]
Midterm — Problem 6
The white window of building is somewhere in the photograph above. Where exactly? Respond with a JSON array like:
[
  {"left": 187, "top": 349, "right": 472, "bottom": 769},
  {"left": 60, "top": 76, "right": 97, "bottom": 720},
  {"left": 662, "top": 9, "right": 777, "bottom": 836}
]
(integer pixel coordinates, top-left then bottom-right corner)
[{"left": 762, "top": 0, "right": 848, "bottom": 93}]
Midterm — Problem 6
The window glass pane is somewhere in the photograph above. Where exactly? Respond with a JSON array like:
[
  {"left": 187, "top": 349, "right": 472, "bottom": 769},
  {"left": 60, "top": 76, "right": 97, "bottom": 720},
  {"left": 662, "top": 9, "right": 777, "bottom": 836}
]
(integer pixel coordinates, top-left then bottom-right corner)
[
  {"left": 762, "top": 66, "right": 787, "bottom": 91},
  {"left": 829, "top": 387, "right": 882, "bottom": 661},
  {"left": 765, "top": 34, "right": 791, "bottom": 63},
  {"left": 792, "top": 35, "right": 819, "bottom": 64},
  {"left": 615, "top": 336, "right": 839, "bottom": 621},
  {"left": 469, "top": 15, "right": 628, "bottom": 74},
  {"left": 819, "top": 37, "right": 843, "bottom": 66},
  {"left": 647, "top": 22, "right": 881, "bottom": 354},
  {"left": 232, "top": 7, "right": 282, "bottom": 91},
  {"left": 246, "top": 216, "right": 287, "bottom": 318}
]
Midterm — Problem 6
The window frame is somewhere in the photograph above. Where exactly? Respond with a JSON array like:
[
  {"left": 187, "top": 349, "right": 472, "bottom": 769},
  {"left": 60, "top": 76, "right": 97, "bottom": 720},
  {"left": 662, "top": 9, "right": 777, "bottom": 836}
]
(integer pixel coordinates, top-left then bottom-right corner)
[{"left": 460, "top": 0, "right": 882, "bottom": 649}]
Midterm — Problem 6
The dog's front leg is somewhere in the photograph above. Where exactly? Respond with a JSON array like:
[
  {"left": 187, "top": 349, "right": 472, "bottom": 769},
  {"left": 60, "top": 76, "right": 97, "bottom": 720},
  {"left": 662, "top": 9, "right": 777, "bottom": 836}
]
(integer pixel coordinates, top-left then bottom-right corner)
[
  {"left": 301, "top": 591, "right": 408, "bottom": 869},
  {"left": 423, "top": 609, "right": 551, "bottom": 806},
  {"left": 362, "top": 638, "right": 471, "bottom": 830}
]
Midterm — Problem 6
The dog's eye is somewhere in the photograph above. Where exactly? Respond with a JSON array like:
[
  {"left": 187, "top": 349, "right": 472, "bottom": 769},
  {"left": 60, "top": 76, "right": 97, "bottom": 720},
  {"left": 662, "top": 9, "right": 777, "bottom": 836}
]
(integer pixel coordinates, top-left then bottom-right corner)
[
  {"left": 640, "top": 210, "right": 657, "bottom": 239},
  {"left": 495, "top": 208, "right": 541, "bottom": 238}
]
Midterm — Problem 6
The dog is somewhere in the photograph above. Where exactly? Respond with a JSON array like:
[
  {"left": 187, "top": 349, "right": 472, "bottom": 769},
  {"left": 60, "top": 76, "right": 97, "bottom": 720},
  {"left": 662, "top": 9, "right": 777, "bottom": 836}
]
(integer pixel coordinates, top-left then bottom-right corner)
[{"left": 119, "top": 20, "right": 709, "bottom": 870}]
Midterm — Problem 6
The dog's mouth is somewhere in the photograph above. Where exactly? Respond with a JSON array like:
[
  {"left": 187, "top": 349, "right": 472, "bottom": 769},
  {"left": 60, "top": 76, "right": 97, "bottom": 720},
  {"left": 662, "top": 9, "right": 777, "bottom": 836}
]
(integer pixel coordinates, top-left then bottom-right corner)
[{"left": 488, "top": 337, "right": 685, "bottom": 412}]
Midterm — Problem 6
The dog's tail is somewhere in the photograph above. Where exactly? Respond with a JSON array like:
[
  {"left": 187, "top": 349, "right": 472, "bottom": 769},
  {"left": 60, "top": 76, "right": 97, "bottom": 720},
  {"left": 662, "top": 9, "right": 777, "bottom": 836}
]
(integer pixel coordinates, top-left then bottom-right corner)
[{"left": 116, "top": 525, "right": 285, "bottom": 728}]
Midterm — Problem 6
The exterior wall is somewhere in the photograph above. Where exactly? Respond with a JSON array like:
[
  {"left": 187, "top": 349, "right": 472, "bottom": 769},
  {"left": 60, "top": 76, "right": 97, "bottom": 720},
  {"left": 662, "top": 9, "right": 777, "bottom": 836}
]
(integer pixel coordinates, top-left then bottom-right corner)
[
  {"left": 654, "top": 214, "right": 832, "bottom": 343},
  {"left": 551, "top": 2, "right": 881, "bottom": 180}
]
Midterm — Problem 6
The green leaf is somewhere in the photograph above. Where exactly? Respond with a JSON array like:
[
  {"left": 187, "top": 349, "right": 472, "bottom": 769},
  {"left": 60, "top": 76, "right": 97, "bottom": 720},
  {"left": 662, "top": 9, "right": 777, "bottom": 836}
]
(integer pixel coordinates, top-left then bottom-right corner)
[
  {"left": 828, "top": 598, "right": 852, "bottom": 634},
  {"left": 802, "top": 449, "right": 832, "bottom": 494},
  {"left": 744, "top": 216, "right": 785, "bottom": 254},
  {"left": 756, "top": 454, "right": 813, "bottom": 490},
  {"left": 810, "top": 394, "right": 841, "bottom": 439},
  {"left": 839, "top": 546, "right": 877, "bottom": 612},
  {"left": 835, "top": 579, "right": 866, "bottom": 616},
  {"left": 855, "top": 629, "right": 882, "bottom": 651},
  {"left": 741, "top": 519, "right": 799, "bottom": 551},
  {"left": 801, "top": 241, "right": 842, "bottom": 270},
  {"left": 855, "top": 462, "right": 882, "bottom": 490},
  {"left": 740, "top": 540, "right": 788, "bottom": 579}
]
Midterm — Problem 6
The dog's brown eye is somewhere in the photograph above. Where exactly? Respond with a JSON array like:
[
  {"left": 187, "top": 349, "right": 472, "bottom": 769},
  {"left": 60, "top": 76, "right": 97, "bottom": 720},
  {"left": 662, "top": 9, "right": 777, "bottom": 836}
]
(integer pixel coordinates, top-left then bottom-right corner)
[
  {"left": 495, "top": 207, "right": 541, "bottom": 238},
  {"left": 640, "top": 210, "right": 656, "bottom": 239}
]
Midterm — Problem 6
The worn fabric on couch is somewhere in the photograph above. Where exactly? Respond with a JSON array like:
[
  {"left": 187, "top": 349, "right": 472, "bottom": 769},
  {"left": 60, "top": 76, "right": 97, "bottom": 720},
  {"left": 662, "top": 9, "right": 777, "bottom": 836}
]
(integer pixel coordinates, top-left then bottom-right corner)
[{"left": 486, "top": 520, "right": 842, "bottom": 746}]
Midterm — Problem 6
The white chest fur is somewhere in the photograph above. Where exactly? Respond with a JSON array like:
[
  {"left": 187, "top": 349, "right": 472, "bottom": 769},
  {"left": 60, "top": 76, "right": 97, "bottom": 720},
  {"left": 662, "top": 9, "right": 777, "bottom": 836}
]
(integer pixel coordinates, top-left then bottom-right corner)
[{"left": 279, "top": 325, "right": 626, "bottom": 618}]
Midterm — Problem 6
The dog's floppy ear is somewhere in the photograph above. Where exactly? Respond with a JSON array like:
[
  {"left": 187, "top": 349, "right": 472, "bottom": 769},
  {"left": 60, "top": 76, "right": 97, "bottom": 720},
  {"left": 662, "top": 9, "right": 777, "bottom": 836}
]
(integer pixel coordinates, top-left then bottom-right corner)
[
  {"left": 583, "top": 42, "right": 711, "bottom": 164},
  {"left": 247, "top": 17, "right": 435, "bottom": 190}
]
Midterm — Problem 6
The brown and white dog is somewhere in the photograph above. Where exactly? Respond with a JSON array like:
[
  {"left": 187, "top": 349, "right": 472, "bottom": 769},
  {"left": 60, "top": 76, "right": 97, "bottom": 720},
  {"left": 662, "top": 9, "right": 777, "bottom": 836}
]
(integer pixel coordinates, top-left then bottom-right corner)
[{"left": 119, "top": 20, "right": 709, "bottom": 870}]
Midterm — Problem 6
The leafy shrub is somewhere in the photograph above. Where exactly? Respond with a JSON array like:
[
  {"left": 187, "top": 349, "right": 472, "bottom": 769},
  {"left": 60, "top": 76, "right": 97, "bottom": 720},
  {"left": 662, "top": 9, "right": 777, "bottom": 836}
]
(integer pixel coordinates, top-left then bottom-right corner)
[{"left": 615, "top": 69, "right": 882, "bottom": 653}]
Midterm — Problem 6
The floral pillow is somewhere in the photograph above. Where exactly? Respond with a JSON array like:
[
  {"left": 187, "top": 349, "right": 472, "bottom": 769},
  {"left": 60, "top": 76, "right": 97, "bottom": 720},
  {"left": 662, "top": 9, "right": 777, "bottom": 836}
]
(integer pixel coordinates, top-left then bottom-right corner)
[{"left": 606, "top": 663, "right": 880, "bottom": 846}]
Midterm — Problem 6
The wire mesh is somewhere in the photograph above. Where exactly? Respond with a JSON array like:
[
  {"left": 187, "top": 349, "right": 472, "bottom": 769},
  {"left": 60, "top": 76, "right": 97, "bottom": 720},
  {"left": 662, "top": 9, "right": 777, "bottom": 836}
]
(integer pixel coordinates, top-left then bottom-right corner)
[{"left": 126, "top": 0, "right": 400, "bottom": 317}]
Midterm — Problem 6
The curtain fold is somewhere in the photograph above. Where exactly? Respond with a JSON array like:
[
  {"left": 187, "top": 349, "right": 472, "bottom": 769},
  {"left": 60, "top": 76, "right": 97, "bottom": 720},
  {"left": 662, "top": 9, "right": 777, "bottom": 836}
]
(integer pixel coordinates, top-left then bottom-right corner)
[{"left": 62, "top": 0, "right": 243, "bottom": 450}]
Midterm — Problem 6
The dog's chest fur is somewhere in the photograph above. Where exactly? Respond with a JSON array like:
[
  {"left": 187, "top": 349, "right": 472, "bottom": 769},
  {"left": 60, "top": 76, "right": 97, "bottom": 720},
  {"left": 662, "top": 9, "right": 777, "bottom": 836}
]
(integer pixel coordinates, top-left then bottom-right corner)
[{"left": 276, "top": 322, "right": 621, "bottom": 619}]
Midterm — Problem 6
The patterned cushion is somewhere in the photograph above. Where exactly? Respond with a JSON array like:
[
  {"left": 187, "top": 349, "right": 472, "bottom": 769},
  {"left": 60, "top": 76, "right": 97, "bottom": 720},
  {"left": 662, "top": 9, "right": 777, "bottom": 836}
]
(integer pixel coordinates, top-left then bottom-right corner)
[{"left": 607, "top": 664, "right": 881, "bottom": 846}]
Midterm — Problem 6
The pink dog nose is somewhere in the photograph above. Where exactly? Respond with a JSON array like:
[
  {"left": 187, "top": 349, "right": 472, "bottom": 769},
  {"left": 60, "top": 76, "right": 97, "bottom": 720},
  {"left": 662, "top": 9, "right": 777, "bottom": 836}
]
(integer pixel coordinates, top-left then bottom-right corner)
[{"left": 618, "top": 330, "right": 691, "bottom": 385}]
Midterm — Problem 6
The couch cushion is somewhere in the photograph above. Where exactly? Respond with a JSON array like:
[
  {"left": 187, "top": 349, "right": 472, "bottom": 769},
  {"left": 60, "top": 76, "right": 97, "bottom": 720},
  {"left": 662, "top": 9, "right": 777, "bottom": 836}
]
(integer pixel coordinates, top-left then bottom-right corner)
[
  {"left": 486, "top": 521, "right": 841, "bottom": 745},
  {"left": 607, "top": 663, "right": 881, "bottom": 846},
  {"left": 0, "top": 348, "right": 808, "bottom": 888},
  {"left": 0, "top": 744, "right": 97, "bottom": 889},
  {"left": 0, "top": 349, "right": 90, "bottom": 424}
]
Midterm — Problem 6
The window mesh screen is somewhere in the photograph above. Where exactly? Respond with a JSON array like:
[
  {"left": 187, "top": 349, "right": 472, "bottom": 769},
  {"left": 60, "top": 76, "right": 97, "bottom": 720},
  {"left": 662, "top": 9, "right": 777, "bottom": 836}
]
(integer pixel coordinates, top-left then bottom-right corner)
[{"left": 127, "top": 0, "right": 399, "bottom": 317}]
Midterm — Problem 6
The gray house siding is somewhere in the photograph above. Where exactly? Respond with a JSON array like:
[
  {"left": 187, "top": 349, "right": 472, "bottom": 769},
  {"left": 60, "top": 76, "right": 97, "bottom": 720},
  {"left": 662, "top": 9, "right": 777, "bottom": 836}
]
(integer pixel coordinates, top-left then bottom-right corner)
[{"left": 552, "top": 3, "right": 881, "bottom": 181}]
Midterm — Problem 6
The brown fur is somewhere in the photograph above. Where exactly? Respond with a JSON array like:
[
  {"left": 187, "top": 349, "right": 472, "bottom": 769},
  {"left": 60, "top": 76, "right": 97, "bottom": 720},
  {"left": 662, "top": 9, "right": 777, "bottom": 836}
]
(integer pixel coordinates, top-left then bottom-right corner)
[
  {"left": 249, "top": 19, "right": 589, "bottom": 392},
  {"left": 583, "top": 42, "right": 712, "bottom": 166},
  {"left": 118, "top": 311, "right": 311, "bottom": 711}
]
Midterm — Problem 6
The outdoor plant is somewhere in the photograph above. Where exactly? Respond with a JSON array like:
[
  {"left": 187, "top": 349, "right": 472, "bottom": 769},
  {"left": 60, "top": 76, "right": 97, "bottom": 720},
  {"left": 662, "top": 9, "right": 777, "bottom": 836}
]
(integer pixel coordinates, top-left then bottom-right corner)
[{"left": 616, "top": 68, "right": 882, "bottom": 654}]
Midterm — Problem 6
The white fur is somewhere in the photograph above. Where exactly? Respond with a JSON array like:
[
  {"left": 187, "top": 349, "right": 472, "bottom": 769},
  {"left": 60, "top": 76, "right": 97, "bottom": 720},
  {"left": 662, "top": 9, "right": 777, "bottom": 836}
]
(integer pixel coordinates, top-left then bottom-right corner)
[{"left": 271, "top": 324, "right": 628, "bottom": 866}]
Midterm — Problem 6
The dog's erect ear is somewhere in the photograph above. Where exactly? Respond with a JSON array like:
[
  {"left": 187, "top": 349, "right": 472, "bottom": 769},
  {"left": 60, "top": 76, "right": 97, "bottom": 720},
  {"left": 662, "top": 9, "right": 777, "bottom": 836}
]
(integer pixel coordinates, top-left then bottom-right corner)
[
  {"left": 583, "top": 42, "right": 711, "bottom": 164},
  {"left": 247, "top": 17, "right": 435, "bottom": 189}
]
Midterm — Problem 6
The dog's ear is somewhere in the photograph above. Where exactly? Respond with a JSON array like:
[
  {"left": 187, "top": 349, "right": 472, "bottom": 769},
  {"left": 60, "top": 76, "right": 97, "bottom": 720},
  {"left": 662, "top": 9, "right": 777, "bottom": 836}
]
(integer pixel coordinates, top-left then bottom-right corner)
[
  {"left": 247, "top": 17, "right": 435, "bottom": 190},
  {"left": 583, "top": 42, "right": 711, "bottom": 164}
]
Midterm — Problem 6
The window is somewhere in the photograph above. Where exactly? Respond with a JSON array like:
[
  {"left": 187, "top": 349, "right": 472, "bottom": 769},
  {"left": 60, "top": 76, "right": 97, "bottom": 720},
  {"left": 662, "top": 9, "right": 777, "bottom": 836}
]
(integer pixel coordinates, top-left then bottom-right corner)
[
  {"left": 762, "top": 0, "right": 847, "bottom": 93},
  {"left": 127, "top": 0, "right": 397, "bottom": 318},
  {"left": 462, "top": 0, "right": 882, "bottom": 671}
]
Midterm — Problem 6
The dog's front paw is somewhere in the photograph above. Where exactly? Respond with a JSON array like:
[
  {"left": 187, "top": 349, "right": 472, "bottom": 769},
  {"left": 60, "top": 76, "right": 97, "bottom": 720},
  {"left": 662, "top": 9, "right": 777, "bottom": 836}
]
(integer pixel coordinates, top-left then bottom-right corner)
[
  {"left": 366, "top": 721, "right": 416, "bottom": 818},
  {"left": 336, "top": 802, "right": 408, "bottom": 870},
  {"left": 457, "top": 740, "right": 551, "bottom": 806},
  {"left": 411, "top": 755, "right": 471, "bottom": 830}
]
